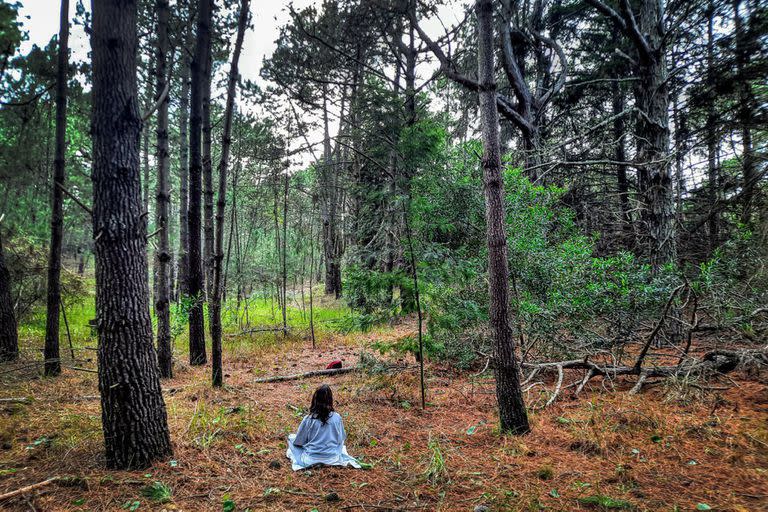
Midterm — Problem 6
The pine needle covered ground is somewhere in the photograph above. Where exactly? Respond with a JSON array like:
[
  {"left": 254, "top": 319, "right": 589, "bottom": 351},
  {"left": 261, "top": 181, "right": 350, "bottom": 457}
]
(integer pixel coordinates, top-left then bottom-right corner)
[{"left": 1, "top": 316, "right": 766, "bottom": 512}]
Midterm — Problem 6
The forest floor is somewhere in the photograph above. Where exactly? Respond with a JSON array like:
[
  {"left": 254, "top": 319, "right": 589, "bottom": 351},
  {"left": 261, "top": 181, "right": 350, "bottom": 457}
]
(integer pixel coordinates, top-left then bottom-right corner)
[{"left": 1, "top": 320, "right": 767, "bottom": 511}]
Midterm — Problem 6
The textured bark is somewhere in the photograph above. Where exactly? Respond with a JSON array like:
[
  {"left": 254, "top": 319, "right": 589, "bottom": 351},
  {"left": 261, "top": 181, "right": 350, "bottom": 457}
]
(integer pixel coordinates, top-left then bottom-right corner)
[
  {"left": 44, "top": 0, "right": 69, "bottom": 377},
  {"left": 586, "top": 0, "right": 675, "bottom": 270},
  {"left": 202, "top": 45, "right": 214, "bottom": 300},
  {"left": 476, "top": 0, "right": 530, "bottom": 435},
  {"left": 187, "top": 0, "right": 212, "bottom": 365},
  {"left": 211, "top": 0, "right": 249, "bottom": 388},
  {"left": 0, "top": 230, "right": 18, "bottom": 362},
  {"left": 154, "top": 0, "right": 172, "bottom": 379},
  {"left": 320, "top": 87, "right": 342, "bottom": 298},
  {"left": 633, "top": 0, "right": 675, "bottom": 270},
  {"left": 177, "top": 44, "right": 190, "bottom": 299},
  {"left": 90, "top": 0, "right": 172, "bottom": 469}
]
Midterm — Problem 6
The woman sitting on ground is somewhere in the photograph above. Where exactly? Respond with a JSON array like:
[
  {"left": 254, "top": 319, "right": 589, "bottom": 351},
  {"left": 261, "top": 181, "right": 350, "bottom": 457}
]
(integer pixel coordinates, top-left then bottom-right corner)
[{"left": 286, "top": 384, "right": 362, "bottom": 471}]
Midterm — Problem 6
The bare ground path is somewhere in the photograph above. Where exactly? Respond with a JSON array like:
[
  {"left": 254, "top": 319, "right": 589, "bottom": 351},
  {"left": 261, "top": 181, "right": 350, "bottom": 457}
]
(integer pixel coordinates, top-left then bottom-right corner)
[{"left": 1, "top": 328, "right": 767, "bottom": 511}]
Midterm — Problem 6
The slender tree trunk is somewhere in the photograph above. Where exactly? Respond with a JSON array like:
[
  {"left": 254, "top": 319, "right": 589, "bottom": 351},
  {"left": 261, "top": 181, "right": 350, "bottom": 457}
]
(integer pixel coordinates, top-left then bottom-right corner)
[
  {"left": 211, "top": 0, "right": 249, "bottom": 388},
  {"left": 203, "top": 46, "right": 214, "bottom": 300},
  {"left": 272, "top": 173, "right": 283, "bottom": 314},
  {"left": 90, "top": 0, "right": 172, "bottom": 469},
  {"left": 188, "top": 0, "right": 212, "bottom": 365},
  {"left": 476, "top": 0, "right": 529, "bottom": 435},
  {"left": 142, "top": 86, "right": 151, "bottom": 214},
  {"left": 154, "top": 0, "right": 172, "bottom": 379},
  {"left": 0, "top": 230, "right": 18, "bottom": 362},
  {"left": 612, "top": 79, "right": 633, "bottom": 247},
  {"left": 282, "top": 173, "right": 289, "bottom": 335},
  {"left": 706, "top": 1, "right": 719, "bottom": 249},
  {"left": 309, "top": 201, "right": 316, "bottom": 349},
  {"left": 177, "top": 42, "right": 191, "bottom": 299},
  {"left": 169, "top": 250, "right": 176, "bottom": 301},
  {"left": 733, "top": 0, "right": 756, "bottom": 226},
  {"left": 320, "top": 87, "right": 342, "bottom": 298},
  {"left": 77, "top": 246, "right": 86, "bottom": 274},
  {"left": 673, "top": 95, "right": 687, "bottom": 221},
  {"left": 44, "top": 0, "right": 69, "bottom": 377},
  {"left": 399, "top": 12, "right": 419, "bottom": 312},
  {"left": 223, "top": 150, "right": 240, "bottom": 303}
]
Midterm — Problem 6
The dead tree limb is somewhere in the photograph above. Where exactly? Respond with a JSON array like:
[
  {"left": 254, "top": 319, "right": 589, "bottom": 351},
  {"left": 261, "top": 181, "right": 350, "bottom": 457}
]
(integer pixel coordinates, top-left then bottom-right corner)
[
  {"left": 522, "top": 347, "right": 767, "bottom": 404},
  {"left": 0, "top": 477, "right": 60, "bottom": 501},
  {"left": 545, "top": 364, "right": 564, "bottom": 406},
  {"left": 633, "top": 283, "right": 685, "bottom": 372}
]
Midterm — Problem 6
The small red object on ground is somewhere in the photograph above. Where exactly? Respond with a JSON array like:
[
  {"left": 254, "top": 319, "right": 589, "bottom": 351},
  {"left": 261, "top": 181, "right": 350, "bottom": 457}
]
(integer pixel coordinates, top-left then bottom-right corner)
[{"left": 326, "top": 360, "right": 342, "bottom": 369}]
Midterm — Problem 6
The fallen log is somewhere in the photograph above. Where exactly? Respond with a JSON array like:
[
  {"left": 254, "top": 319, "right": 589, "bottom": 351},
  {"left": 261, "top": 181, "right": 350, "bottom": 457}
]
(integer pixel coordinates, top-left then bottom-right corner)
[{"left": 254, "top": 367, "right": 358, "bottom": 383}]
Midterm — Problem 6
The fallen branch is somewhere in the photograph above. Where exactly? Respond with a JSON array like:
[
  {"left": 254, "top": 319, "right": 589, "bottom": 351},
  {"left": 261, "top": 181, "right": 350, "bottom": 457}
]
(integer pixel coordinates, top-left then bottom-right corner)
[
  {"left": 0, "top": 477, "right": 59, "bottom": 501},
  {"left": 255, "top": 367, "right": 358, "bottom": 383},
  {"left": 633, "top": 283, "right": 685, "bottom": 372},
  {"left": 545, "top": 364, "right": 564, "bottom": 407},
  {"left": 242, "top": 327, "right": 288, "bottom": 334},
  {"left": 0, "top": 397, "right": 30, "bottom": 404},
  {"left": 522, "top": 347, "right": 767, "bottom": 405},
  {"left": 64, "top": 365, "right": 97, "bottom": 374}
]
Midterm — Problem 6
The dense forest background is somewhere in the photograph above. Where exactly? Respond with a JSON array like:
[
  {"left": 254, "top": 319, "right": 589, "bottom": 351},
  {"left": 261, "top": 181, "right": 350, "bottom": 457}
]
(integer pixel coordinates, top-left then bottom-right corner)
[{"left": 0, "top": 0, "right": 766, "bottom": 510}]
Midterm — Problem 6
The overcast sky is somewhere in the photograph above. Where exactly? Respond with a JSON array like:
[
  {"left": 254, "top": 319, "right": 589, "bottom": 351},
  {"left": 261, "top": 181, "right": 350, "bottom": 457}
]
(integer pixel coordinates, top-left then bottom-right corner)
[
  {"left": 16, "top": 0, "right": 464, "bottom": 167},
  {"left": 17, "top": 0, "right": 320, "bottom": 88}
]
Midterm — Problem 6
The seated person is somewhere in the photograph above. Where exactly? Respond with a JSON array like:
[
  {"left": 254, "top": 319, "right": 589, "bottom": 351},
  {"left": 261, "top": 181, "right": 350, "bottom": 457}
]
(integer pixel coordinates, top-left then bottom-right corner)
[{"left": 286, "top": 384, "right": 362, "bottom": 471}]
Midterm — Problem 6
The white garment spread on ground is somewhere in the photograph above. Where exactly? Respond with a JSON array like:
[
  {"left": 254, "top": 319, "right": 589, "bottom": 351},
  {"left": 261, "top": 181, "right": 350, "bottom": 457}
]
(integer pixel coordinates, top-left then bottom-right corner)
[{"left": 286, "top": 411, "right": 362, "bottom": 471}]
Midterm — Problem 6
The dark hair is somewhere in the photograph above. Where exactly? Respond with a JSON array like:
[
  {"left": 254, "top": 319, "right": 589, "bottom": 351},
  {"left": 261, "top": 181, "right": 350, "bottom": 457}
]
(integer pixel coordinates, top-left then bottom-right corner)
[{"left": 309, "top": 384, "right": 334, "bottom": 424}]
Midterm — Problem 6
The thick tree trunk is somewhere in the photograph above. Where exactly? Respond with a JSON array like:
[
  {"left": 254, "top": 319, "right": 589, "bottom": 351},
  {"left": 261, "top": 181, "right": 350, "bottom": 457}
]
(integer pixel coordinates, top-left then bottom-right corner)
[
  {"left": 44, "top": 0, "right": 69, "bottom": 377},
  {"left": 633, "top": 0, "right": 675, "bottom": 271},
  {"left": 476, "top": 0, "right": 530, "bottom": 435},
  {"left": 154, "top": 0, "right": 172, "bottom": 379},
  {"left": 177, "top": 46, "right": 190, "bottom": 299},
  {"left": 90, "top": 0, "right": 172, "bottom": 469},
  {"left": 187, "top": 0, "right": 212, "bottom": 365},
  {"left": 203, "top": 48, "right": 214, "bottom": 300},
  {"left": 0, "top": 230, "right": 18, "bottom": 362},
  {"left": 211, "top": 0, "right": 249, "bottom": 388}
]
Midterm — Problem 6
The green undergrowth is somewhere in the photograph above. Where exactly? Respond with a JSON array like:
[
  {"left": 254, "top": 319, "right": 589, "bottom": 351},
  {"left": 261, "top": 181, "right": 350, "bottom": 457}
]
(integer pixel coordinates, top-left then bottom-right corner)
[{"left": 16, "top": 290, "right": 355, "bottom": 355}]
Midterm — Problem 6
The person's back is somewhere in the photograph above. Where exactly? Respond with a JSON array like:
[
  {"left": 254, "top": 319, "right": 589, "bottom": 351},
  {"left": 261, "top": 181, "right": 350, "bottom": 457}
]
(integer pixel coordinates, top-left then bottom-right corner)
[
  {"left": 293, "top": 411, "right": 345, "bottom": 462},
  {"left": 286, "top": 384, "right": 362, "bottom": 470}
]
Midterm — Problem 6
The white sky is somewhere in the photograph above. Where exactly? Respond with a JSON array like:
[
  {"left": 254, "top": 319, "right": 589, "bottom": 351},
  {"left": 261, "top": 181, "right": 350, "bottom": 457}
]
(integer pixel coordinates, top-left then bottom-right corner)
[
  {"left": 17, "top": 0, "right": 317, "bottom": 88},
  {"left": 16, "top": 0, "right": 465, "bottom": 168}
]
